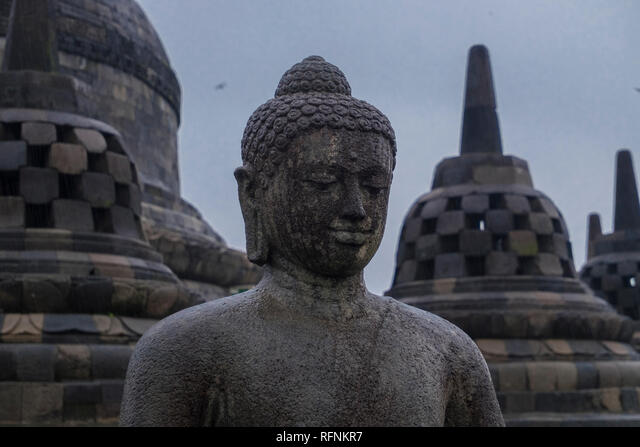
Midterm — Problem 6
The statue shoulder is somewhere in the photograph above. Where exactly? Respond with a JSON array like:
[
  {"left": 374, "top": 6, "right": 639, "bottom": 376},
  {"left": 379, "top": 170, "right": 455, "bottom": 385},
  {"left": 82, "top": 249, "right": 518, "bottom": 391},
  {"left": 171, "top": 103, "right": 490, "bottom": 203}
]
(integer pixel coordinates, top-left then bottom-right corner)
[{"left": 377, "top": 294, "right": 481, "bottom": 356}]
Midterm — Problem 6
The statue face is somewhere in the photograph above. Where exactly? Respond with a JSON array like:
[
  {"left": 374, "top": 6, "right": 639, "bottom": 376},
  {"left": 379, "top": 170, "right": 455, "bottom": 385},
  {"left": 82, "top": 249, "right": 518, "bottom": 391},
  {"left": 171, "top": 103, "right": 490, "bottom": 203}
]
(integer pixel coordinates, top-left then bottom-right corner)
[{"left": 262, "top": 128, "right": 393, "bottom": 277}]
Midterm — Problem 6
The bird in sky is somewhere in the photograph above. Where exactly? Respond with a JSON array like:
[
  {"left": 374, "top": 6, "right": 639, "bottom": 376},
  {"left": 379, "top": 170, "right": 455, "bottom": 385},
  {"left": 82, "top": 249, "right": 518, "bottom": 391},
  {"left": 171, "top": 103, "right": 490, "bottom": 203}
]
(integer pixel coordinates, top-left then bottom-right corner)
[{"left": 215, "top": 82, "right": 227, "bottom": 91}]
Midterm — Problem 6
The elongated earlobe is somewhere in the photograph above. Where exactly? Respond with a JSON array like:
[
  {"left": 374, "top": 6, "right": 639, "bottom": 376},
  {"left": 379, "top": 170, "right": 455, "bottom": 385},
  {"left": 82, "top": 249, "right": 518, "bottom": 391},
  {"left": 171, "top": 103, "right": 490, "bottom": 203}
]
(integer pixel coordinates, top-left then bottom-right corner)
[{"left": 235, "top": 167, "right": 269, "bottom": 265}]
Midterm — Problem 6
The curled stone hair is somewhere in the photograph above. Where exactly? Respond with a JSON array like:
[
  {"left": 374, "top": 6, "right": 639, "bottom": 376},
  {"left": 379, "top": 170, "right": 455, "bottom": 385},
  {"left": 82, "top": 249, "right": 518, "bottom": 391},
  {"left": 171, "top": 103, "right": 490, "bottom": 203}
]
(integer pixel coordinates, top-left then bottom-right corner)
[{"left": 241, "top": 56, "right": 397, "bottom": 184}]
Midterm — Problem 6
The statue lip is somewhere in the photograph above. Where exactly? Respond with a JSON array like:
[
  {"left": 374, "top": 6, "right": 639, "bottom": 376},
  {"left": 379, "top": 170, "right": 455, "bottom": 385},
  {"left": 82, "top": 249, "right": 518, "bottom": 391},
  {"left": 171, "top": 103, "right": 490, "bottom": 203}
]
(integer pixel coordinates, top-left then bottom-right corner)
[{"left": 329, "top": 228, "right": 371, "bottom": 246}]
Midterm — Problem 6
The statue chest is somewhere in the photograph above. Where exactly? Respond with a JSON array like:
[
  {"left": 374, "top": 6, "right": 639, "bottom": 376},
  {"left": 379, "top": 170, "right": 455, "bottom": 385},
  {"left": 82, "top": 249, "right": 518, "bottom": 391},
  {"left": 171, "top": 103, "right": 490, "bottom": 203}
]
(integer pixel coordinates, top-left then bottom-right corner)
[{"left": 203, "top": 325, "right": 451, "bottom": 426}]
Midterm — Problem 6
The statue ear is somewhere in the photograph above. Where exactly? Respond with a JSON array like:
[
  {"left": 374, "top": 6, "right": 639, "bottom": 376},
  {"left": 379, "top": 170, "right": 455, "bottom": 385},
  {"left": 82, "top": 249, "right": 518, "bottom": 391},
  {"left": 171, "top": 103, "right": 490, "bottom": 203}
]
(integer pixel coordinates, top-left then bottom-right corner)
[{"left": 234, "top": 166, "right": 269, "bottom": 265}]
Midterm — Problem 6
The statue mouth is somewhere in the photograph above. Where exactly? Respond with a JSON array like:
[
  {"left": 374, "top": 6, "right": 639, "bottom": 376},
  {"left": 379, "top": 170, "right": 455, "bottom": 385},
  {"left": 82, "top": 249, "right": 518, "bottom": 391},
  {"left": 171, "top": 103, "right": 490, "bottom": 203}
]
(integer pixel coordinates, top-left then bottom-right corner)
[{"left": 329, "top": 229, "right": 371, "bottom": 246}]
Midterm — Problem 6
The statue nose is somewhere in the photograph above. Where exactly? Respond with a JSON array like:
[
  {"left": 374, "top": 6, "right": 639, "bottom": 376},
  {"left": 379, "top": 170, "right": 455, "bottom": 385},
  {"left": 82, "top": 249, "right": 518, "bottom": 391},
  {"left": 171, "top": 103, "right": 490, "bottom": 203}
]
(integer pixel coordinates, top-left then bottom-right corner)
[{"left": 340, "top": 179, "right": 366, "bottom": 221}]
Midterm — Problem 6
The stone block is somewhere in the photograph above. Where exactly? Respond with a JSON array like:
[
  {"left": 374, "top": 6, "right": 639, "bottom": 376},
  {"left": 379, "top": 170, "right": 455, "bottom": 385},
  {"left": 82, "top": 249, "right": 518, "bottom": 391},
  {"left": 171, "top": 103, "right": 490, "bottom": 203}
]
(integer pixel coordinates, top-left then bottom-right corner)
[
  {"left": 485, "top": 251, "right": 518, "bottom": 276},
  {"left": 576, "top": 362, "right": 598, "bottom": 389},
  {"left": 0, "top": 347, "right": 17, "bottom": 380},
  {"left": 68, "top": 128, "right": 107, "bottom": 153},
  {"left": 436, "top": 211, "right": 465, "bottom": 235},
  {"left": 528, "top": 254, "right": 563, "bottom": 276},
  {"left": 63, "top": 402, "right": 96, "bottom": 423},
  {"left": 459, "top": 230, "right": 492, "bottom": 255},
  {"left": 434, "top": 253, "right": 466, "bottom": 278},
  {"left": 420, "top": 198, "right": 448, "bottom": 218},
  {"left": 504, "top": 392, "right": 535, "bottom": 413},
  {"left": 528, "top": 213, "right": 553, "bottom": 235},
  {"left": 526, "top": 362, "right": 557, "bottom": 392},
  {"left": 496, "top": 363, "right": 526, "bottom": 392},
  {"left": 555, "top": 363, "right": 578, "bottom": 391},
  {"left": 620, "top": 388, "right": 639, "bottom": 411},
  {"left": 51, "top": 199, "right": 94, "bottom": 232},
  {"left": 23, "top": 278, "right": 65, "bottom": 312},
  {"left": 0, "top": 140, "right": 27, "bottom": 170},
  {"left": 461, "top": 194, "right": 489, "bottom": 213},
  {"left": 538, "top": 196, "right": 560, "bottom": 218},
  {"left": 601, "top": 275, "right": 622, "bottom": 292},
  {"left": 21, "top": 122, "right": 57, "bottom": 146},
  {"left": 415, "top": 234, "right": 439, "bottom": 260},
  {"left": 55, "top": 344, "right": 91, "bottom": 380},
  {"left": 78, "top": 172, "right": 115, "bottom": 207},
  {"left": 110, "top": 206, "right": 140, "bottom": 238},
  {"left": 64, "top": 382, "right": 102, "bottom": 405},
  {"left": 551, "top": 234, "right": 569, "bottom": 258},
  {"left": 16, "top": 345, "right": 56, "bottom": 381},
  {"left": 105, "top": 152, "right": 132, "bottom": 183},
  {"left": 116, "top": 183, "right": 141, "bottom": 216},
  {"left": 485, "top": 210, "right": 513, "bottom": 233},
  {"left": 507, "top": 230, "right": 538, "bottom": 256},
  {"left": 90, "top": 346, "right": 132, "bottom": 379},
  {"left": 395, "top": 260, "right": 417, "bottom": 283},
  {"left": 47, "top": 143, "right": 87, "bottom": 174},
  {"left": 0, "top": 383, "right": 22, "bottom": 423},
  {"left": 504, "top": 194, "right": 530, "bottom": 213},
  {"left": 618, "top": 261, "right": 638, "bottom": 276},
  {"left": 19, "top": 167, "right": 59, "bottom": 204},
  {"left": 21, "top": 383, "right": 63, "bottom": 424},
  {"left": 403, "top": 218, "right": 422, "bottom": 241},
  {"left": 590, "top": 263, "right": 607, "bottom": 277},
  {"left": 0, "top": 197, "right": 25, "bottom": 228}
]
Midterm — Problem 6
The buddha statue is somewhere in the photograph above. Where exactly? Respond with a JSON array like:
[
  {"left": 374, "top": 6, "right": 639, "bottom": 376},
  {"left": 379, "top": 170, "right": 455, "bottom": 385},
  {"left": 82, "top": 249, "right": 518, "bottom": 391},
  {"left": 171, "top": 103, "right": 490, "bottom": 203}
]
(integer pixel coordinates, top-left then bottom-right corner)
[{"left": 119, "top": 56, "right": 504, "bottom": 427}]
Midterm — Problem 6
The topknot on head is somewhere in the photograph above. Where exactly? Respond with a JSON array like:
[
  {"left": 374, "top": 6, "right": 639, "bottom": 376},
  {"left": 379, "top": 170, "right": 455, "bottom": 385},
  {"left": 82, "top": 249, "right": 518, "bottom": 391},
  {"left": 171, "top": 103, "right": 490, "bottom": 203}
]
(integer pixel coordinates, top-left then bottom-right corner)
[{"left": 275, "top": 55, "right": 352, "bottom": 97}]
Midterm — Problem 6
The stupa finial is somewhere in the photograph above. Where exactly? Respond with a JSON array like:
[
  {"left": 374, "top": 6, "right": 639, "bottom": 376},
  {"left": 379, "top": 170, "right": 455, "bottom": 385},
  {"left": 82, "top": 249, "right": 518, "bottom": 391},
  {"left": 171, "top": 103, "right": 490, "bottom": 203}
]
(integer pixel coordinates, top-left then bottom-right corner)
[
  {"left": 2, "top": 0, "right": 59, "bottom": 72},
  {"left": 614, "top": 149, "right": 640, "bottom": 231},
  {"left": 460, "top": 44, "right": 503, "bottom": 155}
]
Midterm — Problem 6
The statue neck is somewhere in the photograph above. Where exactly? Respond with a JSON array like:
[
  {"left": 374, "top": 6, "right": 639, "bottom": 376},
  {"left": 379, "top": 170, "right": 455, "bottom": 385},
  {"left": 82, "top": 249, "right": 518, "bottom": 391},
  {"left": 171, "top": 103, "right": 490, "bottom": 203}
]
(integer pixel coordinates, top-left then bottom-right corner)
[{"left": 258, "top": 254, "right": 370, "bottom": 321}]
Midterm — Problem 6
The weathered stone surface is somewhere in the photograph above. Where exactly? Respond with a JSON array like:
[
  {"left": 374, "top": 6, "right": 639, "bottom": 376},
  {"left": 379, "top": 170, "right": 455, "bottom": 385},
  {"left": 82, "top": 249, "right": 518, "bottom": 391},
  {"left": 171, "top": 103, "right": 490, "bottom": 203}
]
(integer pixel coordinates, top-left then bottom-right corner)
[
  {"left": 486, "top": 210, "right": 513, "bottom": 234},
  {"left": 462, "top": 194, "right": 489, "bottom": 213},
  {"left": 0, "top": 383, "right": 22, "bottom": 423},
  {"left": 460, "top": 230, "right": 492, "bottom": 255},
  {"left": 21, "top": 383, "right": 63, "bottom": 424},
  {"left": 0, "top": 196, "right": 25, "bottom": 228},
  {"left": 121, "top": 56, "right": 503, "bottom": 427},
  {"left": 110, "top": 206, "right": 139, "bottom": 239},
  {"left": 504, "top": 194, "right": 530, "bottom": 213},
  {"left": 105, "top": 152, "right": 132, "bottom": 183},
  {"left": 68, "top": 128, "right": 107, "bottom": 154},
  {"left": 434, "top": 253, "right": 466, "bottom": 278},
  {"left": 21, "top": 122, "right": 56, "bottom": 146},
  {"left": 0, "top": 140, "right": 27, "bottom": 170},
  {"left": 78, "top": 172, "right": 115, "bottom": 207},
  {"left": 436, "top": 211, "right": 465, "bottom": 235},
  {"left": 51, "top": 199, "right": 94, "bottom": 232},
  {"left": 485, "top": 251, "right": 518, "bottom": 276},
  {"left": 507, "top": 231, "right": 538, "bottom": 256},
  {"left": 47, "top": 143, "right": 87, "bottom": 174},
  {"left": 19, "top": 167, "right": 59, "bottom": 204},
  {"left": 55, "top": 345, "right": 91, "bottom": 380}
]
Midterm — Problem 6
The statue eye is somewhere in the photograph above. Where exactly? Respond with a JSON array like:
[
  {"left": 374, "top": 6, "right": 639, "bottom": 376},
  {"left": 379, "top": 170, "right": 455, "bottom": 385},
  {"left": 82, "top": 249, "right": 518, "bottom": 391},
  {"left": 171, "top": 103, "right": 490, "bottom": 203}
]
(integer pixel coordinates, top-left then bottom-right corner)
[{"left": 304, "top": 174, "right": 338, "bottom": 191}]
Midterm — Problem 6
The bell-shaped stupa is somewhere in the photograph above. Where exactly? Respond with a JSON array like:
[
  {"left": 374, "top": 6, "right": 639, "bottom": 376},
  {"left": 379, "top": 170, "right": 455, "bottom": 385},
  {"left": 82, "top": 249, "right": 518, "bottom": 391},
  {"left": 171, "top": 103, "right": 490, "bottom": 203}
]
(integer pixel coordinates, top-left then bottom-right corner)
[
  {"left": 387, "top": 45, "right": 640, "bottom": 426},
  {"left": 581, "top": 150, "right": 640, "bottom": 349},
  {"left": 0, "top": 0, "right": 202, "bottom": 426},
  {"left": 0, "top": 0, "right": 261, "bottom": 299}
]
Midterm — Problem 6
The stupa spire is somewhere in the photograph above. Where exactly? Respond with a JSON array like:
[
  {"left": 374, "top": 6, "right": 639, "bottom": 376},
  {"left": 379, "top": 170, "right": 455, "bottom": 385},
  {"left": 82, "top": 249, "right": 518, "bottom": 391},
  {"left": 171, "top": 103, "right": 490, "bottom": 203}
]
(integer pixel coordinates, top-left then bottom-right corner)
[
  {"left": 614, "top": 149, "right": 640, "bottom": 231},
  {"left": 587, "top": 213, "right": 602, "bottom": 259},
  {"left": 2, "top": 0, "right": 59, "bottom": 72},
  {"left": 460, "top": 44, "right": 503, "bottom": 155}
]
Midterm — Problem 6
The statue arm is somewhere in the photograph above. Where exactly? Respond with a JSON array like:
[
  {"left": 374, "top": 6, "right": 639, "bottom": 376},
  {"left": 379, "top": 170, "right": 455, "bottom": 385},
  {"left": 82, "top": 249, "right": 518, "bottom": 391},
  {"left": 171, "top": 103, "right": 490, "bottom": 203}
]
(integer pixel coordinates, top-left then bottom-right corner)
[
  {"left": 119, "top": 321, "right": 207, "bottom": 427},
  {"left": 444, "top": 336, "right": 505, "bottom": 427}
]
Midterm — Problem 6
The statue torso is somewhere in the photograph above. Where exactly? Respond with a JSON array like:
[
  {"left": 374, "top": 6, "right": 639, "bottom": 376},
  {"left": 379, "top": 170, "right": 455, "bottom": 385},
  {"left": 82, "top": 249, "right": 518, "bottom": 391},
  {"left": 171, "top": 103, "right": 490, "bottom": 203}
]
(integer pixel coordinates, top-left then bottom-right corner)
[{"left": 187, "top": 291, "right": 457, "bottom": 426}]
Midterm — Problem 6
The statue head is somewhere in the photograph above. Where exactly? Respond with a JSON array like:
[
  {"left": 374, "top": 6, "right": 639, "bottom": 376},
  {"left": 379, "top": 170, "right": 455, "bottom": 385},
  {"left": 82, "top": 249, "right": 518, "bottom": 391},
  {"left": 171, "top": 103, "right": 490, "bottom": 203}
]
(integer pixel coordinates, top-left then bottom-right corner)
[{"left": 235, "top": 56, "right": 397, "bottom": 277}]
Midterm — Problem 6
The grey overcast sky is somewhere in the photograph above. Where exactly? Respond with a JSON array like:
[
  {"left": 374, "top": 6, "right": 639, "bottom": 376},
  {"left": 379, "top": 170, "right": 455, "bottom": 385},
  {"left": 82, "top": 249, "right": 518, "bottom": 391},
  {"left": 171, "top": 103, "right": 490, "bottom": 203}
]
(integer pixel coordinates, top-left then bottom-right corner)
[{"left": 138, "top": 0, "right": 638, "bottom": 294}]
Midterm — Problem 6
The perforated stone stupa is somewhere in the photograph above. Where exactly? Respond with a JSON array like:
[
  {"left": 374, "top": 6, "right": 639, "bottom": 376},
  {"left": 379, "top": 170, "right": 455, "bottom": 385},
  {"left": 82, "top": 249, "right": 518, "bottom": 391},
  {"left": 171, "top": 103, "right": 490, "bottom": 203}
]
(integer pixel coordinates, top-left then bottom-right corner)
[
  {"left": 0, "top": 0, "right": 206, "bottom": 426},
  {"left": 387, "top": 45, "right": 640, "bottom": 426},
  {"left": 0, "top": 0, "right": 261, "bottom": 299},
  {"left": 581, "top": 150, "right": 640, "bottom": 349}
]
